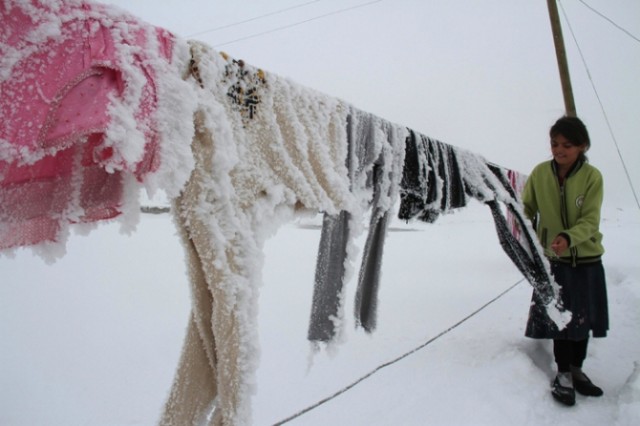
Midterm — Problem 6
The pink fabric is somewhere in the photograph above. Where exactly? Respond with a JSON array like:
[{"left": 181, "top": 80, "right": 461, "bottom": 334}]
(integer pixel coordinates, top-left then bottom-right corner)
[
  {"left": 507, "top": 168, "right": 527, "bottom": 242},
  {"left": 0, "top": 0, "right": 175, "bottom": 250}
]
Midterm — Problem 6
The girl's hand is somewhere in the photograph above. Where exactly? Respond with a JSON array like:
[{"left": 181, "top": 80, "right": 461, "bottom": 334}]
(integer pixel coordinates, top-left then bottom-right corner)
[{"left": 550, "top": 235, "right": 569, "bottom": 256}]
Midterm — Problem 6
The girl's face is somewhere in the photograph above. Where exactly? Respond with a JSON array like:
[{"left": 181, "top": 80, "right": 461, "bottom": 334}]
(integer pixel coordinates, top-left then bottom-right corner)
[{"left": 550, "top": 134, "right": 584, "bottom": 169}]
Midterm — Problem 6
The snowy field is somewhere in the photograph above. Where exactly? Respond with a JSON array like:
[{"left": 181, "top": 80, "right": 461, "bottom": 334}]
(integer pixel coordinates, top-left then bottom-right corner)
[
  {"left": 2, "top": 0, "right": 639, "bottom": 425},
  {"left": 1, "top": 202, "right": 639, "bottom": 425}
]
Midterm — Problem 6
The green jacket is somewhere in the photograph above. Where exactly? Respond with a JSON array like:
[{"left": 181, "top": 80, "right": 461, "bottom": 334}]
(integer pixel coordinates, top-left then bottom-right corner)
[{"left": 521, "top": 159, "right": 604, "bottom": 264}]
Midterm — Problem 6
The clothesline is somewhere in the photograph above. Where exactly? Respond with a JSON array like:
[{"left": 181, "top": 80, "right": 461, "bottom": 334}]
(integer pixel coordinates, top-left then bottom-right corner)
[{"left": 276, "top": 278, "right": 524, "bottom": 425}]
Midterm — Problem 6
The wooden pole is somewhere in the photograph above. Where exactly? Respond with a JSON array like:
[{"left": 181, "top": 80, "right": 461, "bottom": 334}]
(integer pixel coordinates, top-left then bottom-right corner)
[{"left": 547, "top": 0, "right": 577, "bottom": 117}]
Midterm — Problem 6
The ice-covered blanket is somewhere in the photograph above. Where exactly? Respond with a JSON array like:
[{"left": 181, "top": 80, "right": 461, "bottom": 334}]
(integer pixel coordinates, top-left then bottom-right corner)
[{"left": 0, "top": 0, "right": 195, "bottom": 257}]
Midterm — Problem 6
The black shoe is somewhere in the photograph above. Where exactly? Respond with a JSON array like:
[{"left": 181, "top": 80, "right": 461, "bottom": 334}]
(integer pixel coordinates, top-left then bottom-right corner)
[
  {"left": 551, "top": 375, "right": 576, "bottom": 406},
  {"left": 573, "top": 374, "right": 603, "bottom": 397}
]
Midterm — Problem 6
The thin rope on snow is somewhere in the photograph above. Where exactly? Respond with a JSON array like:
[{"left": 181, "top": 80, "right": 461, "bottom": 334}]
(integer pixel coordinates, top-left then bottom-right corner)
[{"left": 272, "top": 278, "right": 525, "bottom": 425}]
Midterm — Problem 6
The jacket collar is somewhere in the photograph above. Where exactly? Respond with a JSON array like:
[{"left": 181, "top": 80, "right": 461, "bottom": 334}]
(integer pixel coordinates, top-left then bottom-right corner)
[{"left": 551, "top": 158, "right": 585, "bottom": 179}]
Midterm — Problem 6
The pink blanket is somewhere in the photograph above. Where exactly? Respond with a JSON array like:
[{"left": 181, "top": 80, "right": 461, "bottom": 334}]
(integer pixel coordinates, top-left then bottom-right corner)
[{"left": 0, "top": 0, "right": 175, "bottom": 250}]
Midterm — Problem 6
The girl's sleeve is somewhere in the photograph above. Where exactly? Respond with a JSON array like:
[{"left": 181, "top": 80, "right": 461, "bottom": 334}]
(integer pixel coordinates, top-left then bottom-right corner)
[{"left": 565, "top": 168, "right": 604, "bottom": 247}]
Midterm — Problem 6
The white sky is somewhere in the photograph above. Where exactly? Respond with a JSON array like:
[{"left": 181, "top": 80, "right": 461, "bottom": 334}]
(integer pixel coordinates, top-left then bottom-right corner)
[{"left": 107, "top": 0, "right": 640, "bottom": 212}]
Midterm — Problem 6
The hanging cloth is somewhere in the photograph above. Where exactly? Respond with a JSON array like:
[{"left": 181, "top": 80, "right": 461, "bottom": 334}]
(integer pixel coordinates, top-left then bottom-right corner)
[
  {"left": 163, "top": 41, "right": 356, "bottom": 426},
  {"left": 309, "top": 109, "right": 406, "bottom": 342},
  {"left": 399, "top": 131, "right": 561, "bottom": 307},
  {"left": 0, "top": 0, "right": 194, "bottom": 254}
]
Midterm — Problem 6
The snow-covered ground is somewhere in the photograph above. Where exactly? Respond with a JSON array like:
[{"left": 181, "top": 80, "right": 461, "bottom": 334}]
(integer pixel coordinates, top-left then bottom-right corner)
[
  {"left": 1, "top": 203, "right": 639, "bottom": 425},
  {"left": 2, "top": 0, "right": 639, "bottom": 425}
]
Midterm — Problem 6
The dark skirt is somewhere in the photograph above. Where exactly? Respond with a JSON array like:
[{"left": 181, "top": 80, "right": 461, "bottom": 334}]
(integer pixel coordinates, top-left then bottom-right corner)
[{"left": 525, "top": 260, "right": 609, "bottom": 340}]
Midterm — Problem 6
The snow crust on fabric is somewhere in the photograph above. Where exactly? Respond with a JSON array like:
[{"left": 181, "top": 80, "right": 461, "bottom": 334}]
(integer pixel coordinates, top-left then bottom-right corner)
[
  {"left": 163, "top": 41, "right": 373, "bottom": 425},
  {"left": 1, "top": 3, "right": 568, "bottom": 424},
  {"left": 398, "top": 132, "right": 570, "bottom": 328},
  {"left": 309, "top": 108, "right": 407, "bottom": 343},
  {"left": 308, "top": 211, "right": 351, "bottom": 342},
  {"left": 0, "top": 0, "right": 197, "bottom": 258}
]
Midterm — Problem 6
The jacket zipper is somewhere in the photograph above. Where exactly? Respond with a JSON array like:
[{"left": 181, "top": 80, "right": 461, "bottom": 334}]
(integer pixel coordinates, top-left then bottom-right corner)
[{"left": 558, "top": 179, "right": 578, "bottom": 266}]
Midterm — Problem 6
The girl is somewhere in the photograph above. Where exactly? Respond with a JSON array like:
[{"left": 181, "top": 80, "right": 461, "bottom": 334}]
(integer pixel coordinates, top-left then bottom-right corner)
[{"left": 522, "top": 116, "right": 609, "bottom": 406}]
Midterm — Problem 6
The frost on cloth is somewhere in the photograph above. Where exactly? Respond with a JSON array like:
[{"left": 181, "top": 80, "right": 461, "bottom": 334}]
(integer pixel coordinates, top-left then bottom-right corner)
[
  {"left": 0, "top": 0, "right": 196, "bottom": 256},
  {"left": 1, "top": 5, "right": 567, "bottom": 426},
  {"left": 309, "top": 128, "right": 568, "bottom": 347},
  {"left": 308, "top": 108, "right": 406, "bottom": 342},
  {"left": 398, "top": 130, "right": 566, "bottom": 316},
  {"left": 163, "top": 41, "right": 355, "bottom": 426}
]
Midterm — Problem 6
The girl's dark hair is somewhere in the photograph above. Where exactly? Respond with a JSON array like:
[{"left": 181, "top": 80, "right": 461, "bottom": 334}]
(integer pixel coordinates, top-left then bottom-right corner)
[
  {"left": 549, "top": 116, "right": 591, "bottom": 149},
  {"left": 550, "top": 116, "right": 590, "bottom": 161}
]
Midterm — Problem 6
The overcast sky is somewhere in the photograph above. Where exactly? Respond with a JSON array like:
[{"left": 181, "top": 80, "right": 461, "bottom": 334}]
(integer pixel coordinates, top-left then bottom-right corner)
[{"left": 106, "top": 0, "right": 640, "bottom": 212}]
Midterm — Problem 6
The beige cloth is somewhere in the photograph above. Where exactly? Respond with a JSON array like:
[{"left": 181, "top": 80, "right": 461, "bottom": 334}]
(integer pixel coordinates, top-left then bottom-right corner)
[
  {"left": 161, "top": 41, "right": 356, "bottom": 425},
  {"left": 161, "top": 110, "right": 240, "bottom": 426}
]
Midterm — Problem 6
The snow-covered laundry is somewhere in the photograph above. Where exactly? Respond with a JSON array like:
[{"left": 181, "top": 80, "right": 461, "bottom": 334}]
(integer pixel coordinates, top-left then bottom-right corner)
[
  {"left": 308, "top": 108, "right": 406, "bottom": 342},
  {"left": 399, "top": 131, "right": 560, "bottom": 305},
  {"left": 353, "top": 118, "right": 406, "bottom": 333},
  {"left": 162, "top": 40, "right": 362, "bottom": 426},
  {"left": 1, "top": 2, "right": 569, "bottom": 425},
  {"left": 398, "top": 129, "right": 467, "bottom": 222},
  {"left": 0, "top": 0, "right": 196, "bottom": 256},
  {"left": 307, "top": 129, "right": 566, "bottom": 346}
]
